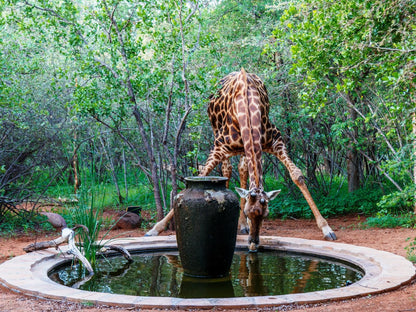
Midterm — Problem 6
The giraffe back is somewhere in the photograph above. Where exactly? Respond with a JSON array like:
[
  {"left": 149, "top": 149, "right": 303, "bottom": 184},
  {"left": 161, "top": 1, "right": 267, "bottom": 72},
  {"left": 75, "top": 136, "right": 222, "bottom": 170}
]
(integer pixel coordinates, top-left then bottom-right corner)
[{"left": 207, "top": 69, "right": 279, "bottom": 188}]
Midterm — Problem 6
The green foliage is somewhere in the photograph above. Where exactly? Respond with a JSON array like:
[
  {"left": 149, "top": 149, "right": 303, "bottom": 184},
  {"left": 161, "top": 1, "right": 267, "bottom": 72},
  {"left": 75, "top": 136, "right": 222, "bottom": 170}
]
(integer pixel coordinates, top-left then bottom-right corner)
[
  {"left": 273, "top": 0, "right": 416, "bottom": 195},
  {"left": 0, "top": 1, "right": 78, "bottom": 211},
  {"left": 405, "top": 237, "right": 416, "bottom": 263},
  {"left": 278, "top": 0, "right": 416, "bottom": 97},
  {"left": 314, "top": 187, "right": 381, "bottom": 217},
  {"left": 45, "top": 163, "right": 155, "bottom": 212},
  {"left": 202, "top": 0, "right": 282, "bottom": 74},
  {"left": 266, "top": 174, "right": 384, "bottom": 219},
  {"left": 0, "top": 210, "right": 53, "bottom": 236},
  {"left": 376, "top": 186, "right": 416, "bottom": 214},
  {"left": 365, "top": 211, "right": 416, "bottom": 229},
  {"left": 1, "top": 0, "right": 415, "bottom": 230},
  {"left": 70, "top": 204, "right": 103, "bottom": 268}
]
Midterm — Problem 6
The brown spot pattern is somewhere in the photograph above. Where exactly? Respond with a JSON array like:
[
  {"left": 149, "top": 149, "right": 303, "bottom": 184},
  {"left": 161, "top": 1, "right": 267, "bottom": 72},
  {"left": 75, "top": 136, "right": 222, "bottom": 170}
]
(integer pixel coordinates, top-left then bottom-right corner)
[{"left": 204, "top": 69, "right": 287, "bottom": 189}]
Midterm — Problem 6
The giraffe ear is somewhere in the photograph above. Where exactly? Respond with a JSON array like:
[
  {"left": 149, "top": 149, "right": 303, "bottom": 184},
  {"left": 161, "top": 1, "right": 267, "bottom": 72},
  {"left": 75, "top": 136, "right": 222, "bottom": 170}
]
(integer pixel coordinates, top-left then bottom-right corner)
[
  {"left": 266, "top": 190, "right": 281, "bottom": 201},
  {"left": 235, "top": 187, "right": 250, "bottom": 198}
]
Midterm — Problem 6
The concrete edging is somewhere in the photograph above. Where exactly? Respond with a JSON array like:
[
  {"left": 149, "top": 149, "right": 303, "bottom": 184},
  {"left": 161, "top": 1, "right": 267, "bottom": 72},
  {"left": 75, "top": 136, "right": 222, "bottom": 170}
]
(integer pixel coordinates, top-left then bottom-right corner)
[{"left": 0, "top": 235, "right": 414, "bottom": 309}]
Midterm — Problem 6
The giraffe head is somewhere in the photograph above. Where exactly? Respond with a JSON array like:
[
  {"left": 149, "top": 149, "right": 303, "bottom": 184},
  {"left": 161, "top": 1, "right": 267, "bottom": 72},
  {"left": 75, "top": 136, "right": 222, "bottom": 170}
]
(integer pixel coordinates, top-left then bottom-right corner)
[{"left": 235, "top": 187, "right": 280, "bottom": 252}]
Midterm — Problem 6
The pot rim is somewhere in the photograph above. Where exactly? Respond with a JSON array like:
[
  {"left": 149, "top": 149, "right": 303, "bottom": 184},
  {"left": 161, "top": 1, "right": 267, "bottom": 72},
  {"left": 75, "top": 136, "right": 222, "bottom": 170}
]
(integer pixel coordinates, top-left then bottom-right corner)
[{"left": 184, "top": 176, "right": 228, "bottom": 183}]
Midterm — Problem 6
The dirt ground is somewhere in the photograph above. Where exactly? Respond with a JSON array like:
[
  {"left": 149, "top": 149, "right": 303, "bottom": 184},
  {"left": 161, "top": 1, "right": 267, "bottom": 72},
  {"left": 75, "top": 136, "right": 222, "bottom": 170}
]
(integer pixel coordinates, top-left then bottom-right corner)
[{"left": 1, "top": 214, "right": 416, "bottom": 312}]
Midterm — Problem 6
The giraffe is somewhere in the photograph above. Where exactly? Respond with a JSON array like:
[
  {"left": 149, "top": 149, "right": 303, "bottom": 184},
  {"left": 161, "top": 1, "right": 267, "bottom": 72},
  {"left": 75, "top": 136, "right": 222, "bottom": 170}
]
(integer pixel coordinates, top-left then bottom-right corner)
[{"left": 145, "top": 68, "right": 336, "bottom": 251}]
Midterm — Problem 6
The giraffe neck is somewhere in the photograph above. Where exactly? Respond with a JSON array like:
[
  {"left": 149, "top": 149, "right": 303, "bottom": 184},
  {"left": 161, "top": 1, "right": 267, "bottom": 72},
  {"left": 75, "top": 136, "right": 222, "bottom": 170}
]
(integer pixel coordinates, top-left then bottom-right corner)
[{"left": 234, "top": 69, "right": 263, "bottom": 190}]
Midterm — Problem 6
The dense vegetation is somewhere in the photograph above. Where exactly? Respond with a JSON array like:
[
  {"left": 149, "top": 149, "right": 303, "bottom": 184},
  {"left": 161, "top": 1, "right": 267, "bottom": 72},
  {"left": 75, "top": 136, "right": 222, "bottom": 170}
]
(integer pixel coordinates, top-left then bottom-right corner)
[{"left": 1, "top": 0, "right": 415, "bottom": 233}]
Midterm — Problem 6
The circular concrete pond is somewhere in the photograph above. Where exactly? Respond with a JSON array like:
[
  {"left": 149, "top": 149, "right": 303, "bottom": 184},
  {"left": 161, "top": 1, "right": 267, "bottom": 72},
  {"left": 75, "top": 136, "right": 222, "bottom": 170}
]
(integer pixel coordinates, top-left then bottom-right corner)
[{"left": 0, "top": 235, "right": 415, "bottom": 309}]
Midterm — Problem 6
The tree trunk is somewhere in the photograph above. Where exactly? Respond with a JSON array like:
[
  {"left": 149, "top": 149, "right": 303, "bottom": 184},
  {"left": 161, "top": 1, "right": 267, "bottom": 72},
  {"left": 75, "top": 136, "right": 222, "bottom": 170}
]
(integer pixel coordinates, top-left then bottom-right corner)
[
  {"left": 72, "top": 132, "right": 81, "bottom": 193},
  {"left": 122, "top": 149, "right": 128, "bottom": 201},
  {"left": 410, "top": 78, "right": 416, "bottom": 214},
  {"left": 305, "top": 119, "right": 319, "bottom": 189},
  {"left": 413, "top": 111, "right": 416, "bottom": 213},
  {"left": 132, "top": 105, "right": 164, "bottom": 221},
  {"left": 99, "top": 134, "right": 123, "bottom": 204},
  {"left": 347, "top": 106, "right": 360, "bottom": 193},
  {"left": 99, "top": 2, "right": 165, "bottom": 220}
]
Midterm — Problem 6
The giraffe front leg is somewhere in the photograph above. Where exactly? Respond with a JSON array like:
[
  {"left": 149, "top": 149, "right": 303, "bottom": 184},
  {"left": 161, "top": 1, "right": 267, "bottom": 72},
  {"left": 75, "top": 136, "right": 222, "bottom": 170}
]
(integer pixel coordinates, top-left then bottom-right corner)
[
  {"left": 145, "top": 209, "right": 175, "bottom": 236},
  {"left": 296, "top": 180, "right": 336, "bottom": 240},
  {"left": 269, "top": 143, "right": 337, "bottom": 241},
  {"left": 221, "top": 158, "right": 232, "bottom": 188},
  {"left": 238, "top": 156, "right": 249, "bottom": 234},
  {"left": 199, "top": 146, "right": 226, "bottom": 177}
]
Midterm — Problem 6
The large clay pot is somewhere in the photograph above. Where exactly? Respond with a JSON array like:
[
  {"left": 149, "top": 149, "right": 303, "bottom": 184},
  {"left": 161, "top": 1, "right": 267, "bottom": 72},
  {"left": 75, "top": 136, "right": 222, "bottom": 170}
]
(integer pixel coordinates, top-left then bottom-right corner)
[{"left": 174, "top": 176, "right": 240, "bottom": 278}]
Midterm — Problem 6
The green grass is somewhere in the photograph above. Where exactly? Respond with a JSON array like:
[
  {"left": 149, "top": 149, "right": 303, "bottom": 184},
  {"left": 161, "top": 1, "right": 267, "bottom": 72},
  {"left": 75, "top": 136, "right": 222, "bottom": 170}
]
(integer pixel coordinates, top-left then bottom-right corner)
[
  {"left": 44, "top": 169, "right": 156, "bottom": 212},
  {"left": 0, "top": 211, "right": 54, "bottom": 237},
  {"left": 406, "top": 236, "right": 416, "bottom": 263},
  {"left": 0, "top": 163, "right": 158, "bottom": 236},
  {"left": 63, "top": 163, "right": 128, "bottom": 271},
  {"left": 363, "top": 210, "right": 416, "bottom": 229}
]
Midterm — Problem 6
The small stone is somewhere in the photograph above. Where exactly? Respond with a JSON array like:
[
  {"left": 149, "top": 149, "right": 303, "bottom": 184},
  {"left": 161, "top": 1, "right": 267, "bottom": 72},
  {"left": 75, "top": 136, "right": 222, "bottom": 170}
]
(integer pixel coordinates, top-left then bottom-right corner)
[
  {"left": 40, "top": 212, "right": 67, "bottom": 230},
  {"left": 114, "top": 212, "right": 142, "bottom": 230}
]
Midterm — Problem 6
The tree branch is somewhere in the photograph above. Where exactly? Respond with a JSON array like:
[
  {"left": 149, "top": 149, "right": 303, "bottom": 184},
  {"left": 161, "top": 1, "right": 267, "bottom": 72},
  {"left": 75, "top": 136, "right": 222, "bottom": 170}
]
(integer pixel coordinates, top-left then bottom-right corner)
[{"left": 365, "top": 44, "right": 416, "bottom": 53}]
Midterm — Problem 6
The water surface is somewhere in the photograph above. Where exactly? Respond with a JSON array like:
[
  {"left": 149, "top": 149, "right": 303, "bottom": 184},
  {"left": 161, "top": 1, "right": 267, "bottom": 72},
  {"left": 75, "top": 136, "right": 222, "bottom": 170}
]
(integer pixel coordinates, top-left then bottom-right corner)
[{"left": 49, "top": 249, "right": 363, "bottom": 298}]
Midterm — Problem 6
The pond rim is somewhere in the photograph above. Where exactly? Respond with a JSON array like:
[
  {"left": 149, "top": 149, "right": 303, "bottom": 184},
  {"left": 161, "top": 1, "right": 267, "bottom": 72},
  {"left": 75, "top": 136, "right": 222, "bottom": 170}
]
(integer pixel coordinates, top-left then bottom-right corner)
[{"left": 0, "top": 235, "right": 414, "bottom": 309}]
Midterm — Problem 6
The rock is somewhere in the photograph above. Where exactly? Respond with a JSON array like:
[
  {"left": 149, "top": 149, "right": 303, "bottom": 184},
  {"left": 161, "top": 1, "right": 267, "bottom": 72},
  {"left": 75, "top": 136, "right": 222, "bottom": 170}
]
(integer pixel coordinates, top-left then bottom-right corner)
[
  {"left": 113, "top": 212, "right": 142, "bottom": 230},
  {"left": 40, "top": 212, "right": 67, "bottom": 230},
  {"left": 127, "top": 206, "right": 142, "bottom": 215}
]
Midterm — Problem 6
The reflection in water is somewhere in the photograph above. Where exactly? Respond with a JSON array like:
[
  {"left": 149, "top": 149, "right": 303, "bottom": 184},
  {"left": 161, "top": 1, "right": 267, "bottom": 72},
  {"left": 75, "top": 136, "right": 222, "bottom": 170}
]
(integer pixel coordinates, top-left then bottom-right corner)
[
  {"left": 49, "top": 250, "right": 363, "bottom": 298},
  {"left": 291, "top": 259, "right": 319, "bottom": 294},
  {"left": 180, "top": 275, "right": 234, "bottom": 298},
  {"left": 237, "top": 253, "right": 267, "bottom": 296}
]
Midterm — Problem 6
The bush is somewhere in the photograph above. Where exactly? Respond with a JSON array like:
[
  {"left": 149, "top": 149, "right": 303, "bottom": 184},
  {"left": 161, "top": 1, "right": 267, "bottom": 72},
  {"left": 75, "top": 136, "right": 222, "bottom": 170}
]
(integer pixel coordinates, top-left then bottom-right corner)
[
  {"left": 0, "top": 209, "right": 53, "bottom": 236},
  {"left": 405, "top": 237, "right": 416, "bottom": 263},
  {"left": 376, "top": 185, "right": 415, "bottom": 214},
  {"left": 365, "top": 211, "right": 416, "bottom": 229},
  {"left": 362, "top": 185, "right": 416, "bottom": 229},
  {"left": 264, "top": 174, "right": 385, "bottom": 219}
]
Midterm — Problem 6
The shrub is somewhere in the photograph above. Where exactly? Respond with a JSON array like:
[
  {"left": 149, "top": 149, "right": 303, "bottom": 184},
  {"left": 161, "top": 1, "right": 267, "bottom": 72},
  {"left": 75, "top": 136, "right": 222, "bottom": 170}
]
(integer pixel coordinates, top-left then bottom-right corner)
[
  {"left": 264, "top": 174, "right": 385, "bottom": 219},
  {"left": 405, "top": 237, "right": 416, "bottom": 263},
  {"left": 0, "top": 208, "right": 53, "bottom": 236},
  {"left": 376, "top": 185, "right": 415, "bottom": 214},
  {"left": 365, "top": 210, "right": 416, "bottom": 229}
]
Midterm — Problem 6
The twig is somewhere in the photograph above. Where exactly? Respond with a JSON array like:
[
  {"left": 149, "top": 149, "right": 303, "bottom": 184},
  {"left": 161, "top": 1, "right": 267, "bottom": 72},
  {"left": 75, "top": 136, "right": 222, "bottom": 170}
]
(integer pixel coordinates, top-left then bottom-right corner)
[
  {"left": 99, "top": 245, "right": 133, "bottom": 262},
  {"left": 24, "top": 226, "right": 94, "bottom": 275},
  {"left": 366, "top": 44, "right": 416, "bottom": 53}
]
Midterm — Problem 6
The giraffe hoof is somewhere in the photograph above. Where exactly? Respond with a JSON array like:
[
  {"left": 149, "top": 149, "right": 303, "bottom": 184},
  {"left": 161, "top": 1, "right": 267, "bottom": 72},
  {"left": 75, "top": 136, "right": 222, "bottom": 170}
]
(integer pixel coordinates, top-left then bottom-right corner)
[
  {"left": 239, "top": 227, "right": 249, "bottom": 235},
  {"left": 322, "top": 226, "right": 337, "bottom": 241},
  {"left": 248, "top": 242, "right": 258, "bottom": 252},
  {"left": 144, "top": 228, "right": 159, "bottom": 236},
  {"left": 325, "top": 232, "right": 337, "bottom": 240}
]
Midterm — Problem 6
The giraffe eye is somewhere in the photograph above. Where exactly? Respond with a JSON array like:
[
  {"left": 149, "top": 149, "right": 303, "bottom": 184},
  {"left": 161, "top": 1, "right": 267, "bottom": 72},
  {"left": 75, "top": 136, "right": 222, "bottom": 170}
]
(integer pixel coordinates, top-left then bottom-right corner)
[
  {"left": 250, "top": 192, "right": 257, "bottom": 198},
  {"left": 260, "top": 198, "right": 266, "bottom": 205}
]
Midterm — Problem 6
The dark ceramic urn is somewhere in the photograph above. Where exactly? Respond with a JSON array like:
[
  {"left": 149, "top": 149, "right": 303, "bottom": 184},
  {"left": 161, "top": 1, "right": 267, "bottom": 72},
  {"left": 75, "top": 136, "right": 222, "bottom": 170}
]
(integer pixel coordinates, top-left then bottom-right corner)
[{"left": 174, "top": 176, "right": 240, "bottom": 278}]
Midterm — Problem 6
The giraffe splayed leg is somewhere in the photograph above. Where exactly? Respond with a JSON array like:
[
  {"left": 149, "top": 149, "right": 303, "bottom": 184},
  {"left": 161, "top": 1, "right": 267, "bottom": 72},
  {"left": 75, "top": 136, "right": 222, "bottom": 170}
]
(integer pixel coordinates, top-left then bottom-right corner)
[
  {"left": 265, "top": 137, "right": 337, "bottom": 241},
  {"left": 221, "top": 158, "right": 233, "bottom": 188},
  {"left": 220, "top": 157, "right": 251, "bottom": 235},
  {"left": 145, "top": 209, "right": 174, "bottom": 236},
  {"left": 237, "top": 156, "right": 249, "bottom": 234}
]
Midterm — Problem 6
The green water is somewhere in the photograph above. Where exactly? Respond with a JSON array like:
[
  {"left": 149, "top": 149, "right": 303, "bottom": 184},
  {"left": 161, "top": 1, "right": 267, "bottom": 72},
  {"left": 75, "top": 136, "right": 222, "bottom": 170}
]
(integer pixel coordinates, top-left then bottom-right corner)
[{"left": 49, "top": 250, "right": 363, "bottom": 298}]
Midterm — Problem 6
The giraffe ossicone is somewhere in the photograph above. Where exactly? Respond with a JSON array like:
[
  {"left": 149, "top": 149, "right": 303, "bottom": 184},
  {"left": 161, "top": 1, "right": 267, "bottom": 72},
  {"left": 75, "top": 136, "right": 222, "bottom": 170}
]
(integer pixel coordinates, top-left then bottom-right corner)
[{"left": 145, "top": 68, "right": 336, "bottom": 250}]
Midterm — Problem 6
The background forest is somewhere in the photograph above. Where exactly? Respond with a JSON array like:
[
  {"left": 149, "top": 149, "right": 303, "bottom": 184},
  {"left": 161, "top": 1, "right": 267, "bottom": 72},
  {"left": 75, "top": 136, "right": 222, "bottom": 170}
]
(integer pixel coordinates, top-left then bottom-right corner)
[{"left": 1, "top": 0, "right": 415, "bottom": 233}]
